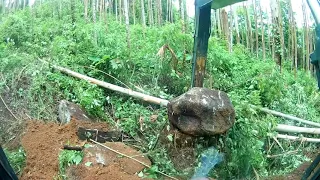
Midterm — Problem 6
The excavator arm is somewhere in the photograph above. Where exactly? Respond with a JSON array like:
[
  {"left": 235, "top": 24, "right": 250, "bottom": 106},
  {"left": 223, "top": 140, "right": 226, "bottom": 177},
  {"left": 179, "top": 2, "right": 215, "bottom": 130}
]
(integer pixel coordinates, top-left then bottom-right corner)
[
  {"left": 191, "top": 0, "right": 246, "bottom": 87},
  {"left": 307, "top": 0, "right": 320, "bottom": 90}
]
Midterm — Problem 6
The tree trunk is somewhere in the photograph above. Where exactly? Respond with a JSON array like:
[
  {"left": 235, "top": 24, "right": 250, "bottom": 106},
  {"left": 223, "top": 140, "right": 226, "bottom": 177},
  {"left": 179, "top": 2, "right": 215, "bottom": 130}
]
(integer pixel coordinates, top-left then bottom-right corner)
[
  {"left": 253, "top": 0, "right": 259, "bottom": 57},
  {"left": 259, "top": 2, "right": 265, "bottom": 60},
  {"left": 270, "top": 0, "right": 282, "bottom": 71},
  {"left": 132, "top": 0, "right": 136, "bottom": 25},
  {"left": 119, "top": 0, "right": 122, "bottom": 24},
  {"left": 84, "top": 0, "right": 89, "bottom": 21},
  {"left": 124, "top": 0, "right": 131, "bottom": 49},
  {"left": 93, "top": 0, "right": 98, "bottom": 45},
  {"left": 302, "top": 1, "right": 309, "bottom": 71},
  {"left": 115, "top": 0, "right": 118, "bottom": 21},
  {"left": 277, "top": 0, "right": 285, "bottom": 62},
  {"left": 229, "top": 6, "right": 233, "bottom": 52},
  {"left": 166, "top": 0, "right": 169, "bottom": 22},
  {"left": 233, "top": 6, "right": 240, "bottom": 44},
  {"left": 244, "top": 3, "right": 252, "bottom": 52},
  {"left": 141, "top": 0, "right": 146, "bottom": 28},
  {"left": 216, "top": 9, "right": 221, "bottom": 38},
  {"left": 148, "top": 0, "right": 154, "bottom": 25},
  {"left": 180, "top": 0, "right": 185, "bottom": 33}
]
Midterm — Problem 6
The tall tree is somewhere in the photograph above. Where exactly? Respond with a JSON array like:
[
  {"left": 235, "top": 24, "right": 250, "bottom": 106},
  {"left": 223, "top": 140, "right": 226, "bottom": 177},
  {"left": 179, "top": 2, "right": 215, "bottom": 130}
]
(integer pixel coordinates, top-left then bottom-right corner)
[
  {"left": 179, "top": 0, "right": 185, "bottom": 32},
  {"left": 233, "top": 6, "right": 240, "bottom": 44},
  {"left": 270, "top": 0, "right": 282, "bottom": 71},
  {"left": 124, "top": 0, "right": 130, "bottom": 49},
  {"left": 148, "top": 0, "right": 153, "bottom": 25},
  {"left": 84, "top": 0, "right": 89, "bottom": 21},
  {"left": 244, "top": 2, "right": 253, "bottom": 52},
  {"left": 253, "top": 0, "right": 259, "bottom": 57},
  {"left": 132, "top": 0, "right": 136, "bottom": 25},
  {"left": 259, "top": 2, "right": 266, "bottom": 60},
  {"left": 302, "top": 1, "right": 310, "bottom": 71},
  {"left": 141, "top": 0, "right": 146, "bottom": 28},
  {"left": 93, "top": 0, "right": 98, "bottom": 45}
]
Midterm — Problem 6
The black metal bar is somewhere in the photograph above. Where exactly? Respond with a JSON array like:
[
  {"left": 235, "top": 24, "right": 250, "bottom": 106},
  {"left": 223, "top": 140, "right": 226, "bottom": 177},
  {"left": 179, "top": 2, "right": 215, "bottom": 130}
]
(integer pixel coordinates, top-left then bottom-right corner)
[{"left": 191, "top": 0, "right": 212, "bottom": 87}]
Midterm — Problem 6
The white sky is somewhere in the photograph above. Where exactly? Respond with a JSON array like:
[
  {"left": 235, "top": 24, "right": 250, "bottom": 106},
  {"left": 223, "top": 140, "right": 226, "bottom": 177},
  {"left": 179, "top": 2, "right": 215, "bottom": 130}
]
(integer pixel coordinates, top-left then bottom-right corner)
[{"left": 185, "top": 0, "right": 313, "bottom": 27}]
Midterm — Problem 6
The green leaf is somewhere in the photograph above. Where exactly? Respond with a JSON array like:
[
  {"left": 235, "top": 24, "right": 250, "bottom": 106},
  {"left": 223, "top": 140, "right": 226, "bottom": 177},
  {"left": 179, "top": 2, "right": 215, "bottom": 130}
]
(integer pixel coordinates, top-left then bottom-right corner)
[
  {"left": 138, "top": 171, "right": 144, "bottom": 178},
  {"left": 85, "top": 162, "right": 92, "bottom": 167},
  {"left": 167, "top": 134, "right": 173, "bottom": 142},
  {"left": 73, "top": 155, "right": 82, "bottom": 165}
]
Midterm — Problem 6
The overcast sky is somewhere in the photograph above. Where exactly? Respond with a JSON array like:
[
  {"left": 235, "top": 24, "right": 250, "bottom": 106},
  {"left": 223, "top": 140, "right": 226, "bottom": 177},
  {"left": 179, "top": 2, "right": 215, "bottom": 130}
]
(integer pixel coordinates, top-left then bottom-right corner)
[{"left": 184, "top": 0, "right": 313, "bottom": 27}]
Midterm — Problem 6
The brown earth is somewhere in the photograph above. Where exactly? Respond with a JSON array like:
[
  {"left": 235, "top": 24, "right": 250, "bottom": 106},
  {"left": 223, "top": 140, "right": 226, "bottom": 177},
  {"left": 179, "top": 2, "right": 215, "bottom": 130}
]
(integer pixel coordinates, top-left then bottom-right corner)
[
  {"left": 67, "top": 142, "right": 151, "bottom": 180},
  {"left": 20, "top": 118, "right": 150, "bottom": 180}
]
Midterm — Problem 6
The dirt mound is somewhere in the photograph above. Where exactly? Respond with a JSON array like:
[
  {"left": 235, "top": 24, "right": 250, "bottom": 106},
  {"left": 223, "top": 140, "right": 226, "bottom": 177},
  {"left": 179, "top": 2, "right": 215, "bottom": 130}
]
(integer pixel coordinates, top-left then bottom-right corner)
[
  {"left": 67, "top": 143, "right": 151, "bottom": 180},
  {"left": 20, "top": 118, "right": 150, "bottom": 179}
]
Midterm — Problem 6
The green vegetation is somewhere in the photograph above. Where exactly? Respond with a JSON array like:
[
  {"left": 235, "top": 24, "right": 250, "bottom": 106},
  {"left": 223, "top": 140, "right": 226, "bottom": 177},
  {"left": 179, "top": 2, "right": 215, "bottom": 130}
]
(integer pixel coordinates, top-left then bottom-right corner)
[
  {"left": 4, "top": 148, "right": 26, "bottom": 176},
  {"left": 0, "top": 0, "right": 319, "bottom": 179},
  {"left": 58, "top": 150, "right": 84, "bottom": 177}
]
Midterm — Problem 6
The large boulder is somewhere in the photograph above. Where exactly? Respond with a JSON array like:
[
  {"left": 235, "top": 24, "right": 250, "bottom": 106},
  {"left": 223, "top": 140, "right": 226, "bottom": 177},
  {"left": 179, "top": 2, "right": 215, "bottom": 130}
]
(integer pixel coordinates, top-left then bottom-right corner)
[
  {"left": 58, "top": 100, "right": 94, "bottom": 124},
  {"left": 167, "top": 87, "right": 235, "bottom": 136}
]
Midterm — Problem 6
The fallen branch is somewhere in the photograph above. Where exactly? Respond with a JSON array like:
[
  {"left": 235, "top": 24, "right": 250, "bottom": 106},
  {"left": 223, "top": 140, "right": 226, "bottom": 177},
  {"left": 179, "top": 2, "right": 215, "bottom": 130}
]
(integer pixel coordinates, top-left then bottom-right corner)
[
  {"left": 272, "top": 134, "right": 320, "bottom": 143},
  {"left": 266, "top": 150, "right": 298, "bottom": 158},
  {"left": 0, "top": 95, "right": 19, "bottom": 120},
  {"left": 90, "top": 139, "right": 178, "bottom": 180},
  {"left": 275, "top": 124, "right": 320, "bottom": 134},
  {"left": 51, "top": 64, "right": 169, "bottom": 106},
  {"left": 251, "top": 105, "right": 320, "bottom": 128}
]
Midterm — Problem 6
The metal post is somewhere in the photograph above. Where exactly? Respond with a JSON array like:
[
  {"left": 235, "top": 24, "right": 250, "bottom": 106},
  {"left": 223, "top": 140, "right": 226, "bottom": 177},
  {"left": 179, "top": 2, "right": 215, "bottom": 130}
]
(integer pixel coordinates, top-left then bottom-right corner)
[{"left": 191, "top": 0, "right": 212, "bottom": 87}]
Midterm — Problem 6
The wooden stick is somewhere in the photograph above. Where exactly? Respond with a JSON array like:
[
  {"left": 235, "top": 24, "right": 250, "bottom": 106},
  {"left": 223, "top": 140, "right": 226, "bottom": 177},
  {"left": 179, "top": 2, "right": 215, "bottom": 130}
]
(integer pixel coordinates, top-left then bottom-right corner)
[
  {"left": 251, "top": 105, "right": 320, "bottom": 127},
  {"left": 275, "top": 124, "right": 320, "bottom": 134},
  {"left": 272, "top": 134, "right": 320, "bottom": 143},
  {"left": 52, "top": 65, "right": 169, "bottom": 107},
  {"left": 89, "top": 139, "right": 178, "bottom": 180},
  {"left": 266, "top": 150, "right": 298, "bottom": 158},
  {"left": 0, "top": 95, "right": 19, "bottom": 120}
]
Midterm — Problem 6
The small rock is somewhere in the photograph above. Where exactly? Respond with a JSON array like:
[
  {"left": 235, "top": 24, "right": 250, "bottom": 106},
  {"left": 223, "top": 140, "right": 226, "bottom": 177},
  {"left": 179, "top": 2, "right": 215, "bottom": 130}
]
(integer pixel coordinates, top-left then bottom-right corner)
[
  {"left": 167, "top": 87, "right": 235, "bottom": 136},
  {"left": 58, "top": 100, "right": 93, "bottom": 124}
]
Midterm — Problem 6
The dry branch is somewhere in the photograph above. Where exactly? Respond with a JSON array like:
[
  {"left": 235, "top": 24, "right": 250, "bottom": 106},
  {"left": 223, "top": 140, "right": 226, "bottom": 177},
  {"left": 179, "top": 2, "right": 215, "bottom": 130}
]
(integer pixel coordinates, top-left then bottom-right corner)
[
  {"left": 251, "top": 105, "right": 320, "bottom": 127},
  {"left": 157, "top": 44, "right": 179, "bottom": 71},
  {"left": 0, "top": 95, "right": 19, "bottom": 120},
  {"left": 90, "top": 139, "right": 178, "bottom": 180},
  {"left": 51, "top": 64, "right": 169, "bottom": 106},
  {"left": 276, "top": 124, "right": 320, "bottom": 134},
  {"left": 273, "top": 134, "right": 320, "bottom": 143}
]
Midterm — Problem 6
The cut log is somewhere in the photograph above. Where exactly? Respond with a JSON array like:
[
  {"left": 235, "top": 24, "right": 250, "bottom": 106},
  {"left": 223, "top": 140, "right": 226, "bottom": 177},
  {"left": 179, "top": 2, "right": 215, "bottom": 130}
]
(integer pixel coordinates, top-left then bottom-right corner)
[
  {"left": 275, "top": 124, "right": 320, "bottom": 135},
  {"left": 273, "top": 134, "right": 320, "bottom": 143},
  {"left": 251, "top": 105, "right": 320, "bottom": 128}
]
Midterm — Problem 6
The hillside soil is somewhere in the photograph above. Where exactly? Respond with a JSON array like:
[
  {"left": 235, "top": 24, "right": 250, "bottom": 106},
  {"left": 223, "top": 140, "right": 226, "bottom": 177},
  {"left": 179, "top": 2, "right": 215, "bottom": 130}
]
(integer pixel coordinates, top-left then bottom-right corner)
[{"left": 20, "top": 118, "right": 150, "bottom": 180}]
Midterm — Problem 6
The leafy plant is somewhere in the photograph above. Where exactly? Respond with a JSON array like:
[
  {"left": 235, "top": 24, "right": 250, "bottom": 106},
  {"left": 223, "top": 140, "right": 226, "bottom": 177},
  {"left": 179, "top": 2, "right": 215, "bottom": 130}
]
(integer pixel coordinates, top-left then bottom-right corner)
[
  {"left": 58, "top": 150, "right": 83, "bottom": 177},
  {"left": 4, "top": 148, "right": 26, "bottom": 175}
]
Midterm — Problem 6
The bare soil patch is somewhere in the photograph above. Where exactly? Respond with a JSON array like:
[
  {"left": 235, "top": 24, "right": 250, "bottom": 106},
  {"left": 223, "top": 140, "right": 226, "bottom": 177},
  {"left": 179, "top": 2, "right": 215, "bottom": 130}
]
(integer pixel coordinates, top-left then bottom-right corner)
[{"left": 20, "top": 118, "right": 150, "bottom": 179}]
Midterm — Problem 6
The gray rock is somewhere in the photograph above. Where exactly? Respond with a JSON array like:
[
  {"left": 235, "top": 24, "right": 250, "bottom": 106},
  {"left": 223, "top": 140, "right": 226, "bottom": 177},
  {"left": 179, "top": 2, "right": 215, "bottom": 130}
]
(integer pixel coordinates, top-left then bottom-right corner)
[
  {"left": 58, "top": 100, "right": 93, "bottom": 124},
  {"left": 167, "top": 87, "right": 235, "bottom": 136}
]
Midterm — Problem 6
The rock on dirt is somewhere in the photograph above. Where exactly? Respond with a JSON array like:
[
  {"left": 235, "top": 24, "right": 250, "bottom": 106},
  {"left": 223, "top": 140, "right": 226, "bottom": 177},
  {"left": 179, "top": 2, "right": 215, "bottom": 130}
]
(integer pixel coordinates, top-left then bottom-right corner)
[
  {"left": 168, "top": 87, "right": 235, "bottom": 136},
  {"left": 66, "top": 143, "right": 151, "bottom": 180},
  {"left": 58, "top": 100, "right": 94, "bottom": 124}
]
